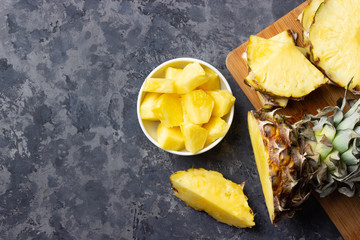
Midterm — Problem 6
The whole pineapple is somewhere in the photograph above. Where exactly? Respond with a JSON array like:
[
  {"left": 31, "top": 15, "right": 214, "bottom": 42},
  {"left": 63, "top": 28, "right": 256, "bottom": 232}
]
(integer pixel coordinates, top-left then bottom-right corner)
[{"left": 248, "top": 95, "right": 360, "bottom": 223}]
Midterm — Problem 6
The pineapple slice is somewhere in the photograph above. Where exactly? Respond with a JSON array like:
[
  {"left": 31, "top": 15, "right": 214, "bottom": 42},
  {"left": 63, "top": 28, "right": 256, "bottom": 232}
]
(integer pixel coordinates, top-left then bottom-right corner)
[
  {"left": 157, "top": 123, "right": 184, "bottom": 151},
  {"left": 256, "top": 91, "right": 288, "bottom": 109},
  {"left": 152, "top": 94, "right": 183, "bottom": 127},
  {"left": 140, "top": 92, "right": 161, "bottom": 120},
  {"left": 182, "top": 90, "right": 214, "bottom": 124},
  {"left": 175, "top": 62, "right": 207, "bottom": 94},
  {"left": 203, "top": 117, "right": 230, "bottom": 146},
  {"left": 180, "top": 122, "right": 208, "bottom": 153},
  {"left": 309, "top": 0, "right": 360, "bottom": 93},
  {"left": 246, "top": 35, "right": 328, "bottom": 98},
  {"left": 207, "top": 90, "right": 235, "bottom": 117},
  {"left": 143, "top": 78, "right": 175, "bottom": 93},
  {"left": 197, "top": 68, "right": 220, "bottom": 91},
  {"left": 170, "top": 168, "right": 255, "bottom": 228},
  {"left": 165, "top": 67, "right": 182, "bottom": 80}
]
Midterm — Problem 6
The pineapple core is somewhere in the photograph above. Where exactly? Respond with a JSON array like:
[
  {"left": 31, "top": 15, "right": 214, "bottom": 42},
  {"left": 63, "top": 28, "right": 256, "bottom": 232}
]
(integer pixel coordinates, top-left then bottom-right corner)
[
  {"left": 247, "top": 112, "right": 274, "bottom": 222},
  {"left": 170, "top": 168, "right": 255, "bottom": 228}
]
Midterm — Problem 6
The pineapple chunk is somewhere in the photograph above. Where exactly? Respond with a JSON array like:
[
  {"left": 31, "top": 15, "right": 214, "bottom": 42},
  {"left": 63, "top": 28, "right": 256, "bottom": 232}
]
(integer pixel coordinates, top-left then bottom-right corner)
[
  {"left": 180, "top": 122, "right": 208, "bottom": 153},
  {"left": 143, "top": 78, "right": 175, "bottom": 93},
  {"left": 175, "top": 62, "right": 207, "bottom": 94},
  {"left": 203, "top": 117, "right": 230, "bottom": 146},
  {"left": 182, "top": 90, "right": 214, "bottom": 124},
  {"left": 197, "top": 68, "right": 220, "bottom": 90},
  {"left": 165, "top": 67, "right": 182, "bottom": 80},
  {"left": 157, "top": 123, "right": 184, "bottom": 151},
  {"left": 140, "top": 92, "right": 161, "bottom": 120},
  {"left": 170, "top": 168, "right": 255, "bottom": 228},
  {"left": 207, "top": 90, "right": 235, "bottom": 117},
  {"left": 153, "top": 94, "right": 183, "bottom": 127}
]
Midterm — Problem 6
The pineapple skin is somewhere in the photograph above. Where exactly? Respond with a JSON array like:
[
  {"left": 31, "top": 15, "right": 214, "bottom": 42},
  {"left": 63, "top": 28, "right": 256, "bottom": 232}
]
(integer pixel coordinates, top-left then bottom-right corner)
[
  {"left": 170, "top": 168, "right": 255, "bottom": 228},
  {"left": 248, "top": 110, "right": 311, "bottom": 224}
]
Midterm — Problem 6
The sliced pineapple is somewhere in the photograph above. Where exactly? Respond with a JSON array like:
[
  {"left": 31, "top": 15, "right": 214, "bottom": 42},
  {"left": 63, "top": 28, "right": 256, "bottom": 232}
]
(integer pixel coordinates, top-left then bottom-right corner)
[
  {"left": 152, "top": 94, "right": 183, "bottom": 128},
  {"left": 197, "top": 67, "right": 220, "bottom": 91},
  {"left": 143, "top": 78, "right": 175, "bottom": 93},
  {"left": 246, "top": 35, "right": 328, "bottom": 98},
  {"left": 165, "top": 67, "right": 182, "bottom": 80},
  {"left": 309, "top": 0, "right": 360, "bottom": 93},
  {"left": 170, "top": 168, "right": 255, "bottom": 228},
  {"left": 175, "top": 62, "right": 207, "bottom": 94},
  {"left": 180, "top": 122, "right": 208, "bottom": 153},
  {"left": 206, "top": 90, "right": 235, "bottom": 118},
  {"left": 203, "top": 117, "right": 230, "bottom": 146},
  {"left": 157, "top": 123, "right": 184, "bottom": 151},
  {"left": 182, "top": 90, "right": 214, "bottom": 124},
  {"left": 256, "top": 91, "right": 288, "bottom": 109},
  {"left": 140, "top": 92, "right": 161, "bottom": 120}
]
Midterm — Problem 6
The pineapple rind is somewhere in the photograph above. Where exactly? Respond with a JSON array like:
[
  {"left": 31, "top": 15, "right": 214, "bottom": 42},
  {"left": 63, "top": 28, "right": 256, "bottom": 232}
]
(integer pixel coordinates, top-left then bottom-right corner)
[{"left": 170, "top": 168, "right": 255, "bottom": 228}]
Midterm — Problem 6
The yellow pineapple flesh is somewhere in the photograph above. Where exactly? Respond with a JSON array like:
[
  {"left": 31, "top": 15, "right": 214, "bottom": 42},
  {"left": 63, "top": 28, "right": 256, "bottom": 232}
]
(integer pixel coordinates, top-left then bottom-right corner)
[
  {"left": 182, "top": 90, "right": 214, "bottom": 124},
  {"left": 197, "top": 68, "right": 220, "bottom": 91},
  {"left": 143, "top": 78, "right": 175, "bottom": 93},
  {"left": 157, "top": 123, "right": 184, "bottom": 151},
  {"left": 207, "top": 90, "right": 235, "bottom": 117},
  {"left": 203, "top": 117, "right": 230, "bottom": 146},
  {"left": 175, "top": 62, "right": 207, "bottom": 94},
  {"left": 165, "top": 67, "right": 182, "bottom": 80},
  {"left": 180, "top": 122, "right": 208, "bottom": 153},
  {"left": 152, "top": 94, "right": 183, "bottom": 127},
  {"left": 170, "top": 168, "right": 255, "bottom": 228},
  {"left": 140, "top": 92, "right": 161, "bottom": 120}
]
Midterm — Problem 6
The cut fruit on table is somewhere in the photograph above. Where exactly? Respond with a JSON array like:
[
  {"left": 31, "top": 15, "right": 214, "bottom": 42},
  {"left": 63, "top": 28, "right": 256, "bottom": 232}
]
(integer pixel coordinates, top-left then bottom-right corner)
[
  {"left": 140, "top": 61, "right": 235, "bottom": 154},
  {"left": 170, "top": 168, "right": 255, "bottom": 228}
]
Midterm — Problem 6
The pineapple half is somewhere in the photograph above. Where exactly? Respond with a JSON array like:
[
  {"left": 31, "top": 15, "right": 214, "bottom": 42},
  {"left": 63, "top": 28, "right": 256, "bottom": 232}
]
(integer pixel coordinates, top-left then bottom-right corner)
[
  {"left": 248, "top": 93, "right": 360, "bottom": 223},
  {"left": 308, "top": 0, "right": 360, "bottom": 93},
  {"left": 245, "top": 31, "right": 328, "bottom": 98},
  {"left": 247, "top": 110, "right": 310, "bottom": 224},
  {"left": 170, "top": 168, "right": 255, "bottom": 228}
]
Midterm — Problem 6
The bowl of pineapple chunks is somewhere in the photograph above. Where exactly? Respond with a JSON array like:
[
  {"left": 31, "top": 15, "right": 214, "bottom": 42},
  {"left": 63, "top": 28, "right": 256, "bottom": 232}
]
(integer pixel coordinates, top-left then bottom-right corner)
[{"left": 137, "top": 57, "right": 235, "bottom": 156}]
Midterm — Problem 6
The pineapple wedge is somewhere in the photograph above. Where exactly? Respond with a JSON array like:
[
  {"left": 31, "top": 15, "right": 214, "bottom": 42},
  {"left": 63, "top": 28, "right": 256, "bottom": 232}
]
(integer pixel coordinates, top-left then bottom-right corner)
[
  {"left": 246, "top": 35, "right": 328, "bottom": 98},
  {"left": 175, "top": 62, "right": 207, "bottom": 94},
  {"left": 170, "top": 168, "right": 255, "bottom": 228},
  {"left": 157, "top": 123, "right": 184, "bottom": 151},
  {"left": 203, "top": 117, "right": 230, "bottom": 146},
  {"left": 165, "top": 67, "right": 182, "bottom": 80},
  {"left": 197, "top": 68, "right": 220, "bottom": 91},
  {"left": 140, "top": 92, "right": 161, "bottom": 120},
  {"left": 182, "top": 90, "right": 214, "bottom": 124},
  {"left": 180, "top": 122, "right": 208, "bottom": 153},
  {"left": 207, "top": 90, "right": 235, "bottom": 118},
  {"left": 152, "top": 94, "right": 183, "bottom": 127},
  {"left": 143, "top": 78, "right": 175, "bottom": 93},
  {"left": 309, "top": 0, "right": 360, "bottom": 93}
]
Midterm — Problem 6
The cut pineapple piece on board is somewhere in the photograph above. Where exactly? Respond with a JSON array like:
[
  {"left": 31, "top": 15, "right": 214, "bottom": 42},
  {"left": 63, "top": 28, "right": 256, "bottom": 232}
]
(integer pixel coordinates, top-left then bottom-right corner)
[
  {"left": 180, "top": 122, "right": 208, "bottom": 153},
  {"left": 170, "top": 168, "right": 255, "bottom": 228},
  {"left": 203, "top": 117, "right": 230, "bottom": 146},
  {"left": 309, "top": 0, "right": 360, "bottom": 93},
  {"left": 152, "top": 94, "right": 183, "bottom": 128},
  {"left": 140, "top": 92, "right": 161, "bottom": 120},
  {"left": 256, "top": 91, "right": 288, "bottom": 109},
  {"left": 246, "top": 35, "right": 328, "bottom": 98},
  {"left": 207, "top": 90, "right": 235, "bottom": 117},
  {"left": 175, "top": 62, "right": 207, "bottom": 94},
  {"left": 157, "top": 123, "right": 184, "bottom": 151},
  {"left": 143, "top": 78, "right": 175, "bottom": 93},
  {"left": 182, "top": 90, "right": 214, "bottom": 124},
  {"left": 197, "top": 67, "right": 220, "bottom": 91},
  {"left": 165, "top": 67, "right": 182, "bottom": 80}
]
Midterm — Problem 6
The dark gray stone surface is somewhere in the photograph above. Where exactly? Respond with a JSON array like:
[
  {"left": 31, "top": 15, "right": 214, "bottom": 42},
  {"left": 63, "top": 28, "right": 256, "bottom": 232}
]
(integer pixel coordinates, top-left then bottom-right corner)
[{"left": 0, "top": 0, "right": 343, "bottom": 239}]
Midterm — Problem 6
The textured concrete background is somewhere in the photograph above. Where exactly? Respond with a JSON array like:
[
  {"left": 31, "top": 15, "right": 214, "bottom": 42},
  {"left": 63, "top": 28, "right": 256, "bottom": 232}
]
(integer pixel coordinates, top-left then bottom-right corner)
[{"left": 0, "top": 0, "right": 343, "bottom": 239}]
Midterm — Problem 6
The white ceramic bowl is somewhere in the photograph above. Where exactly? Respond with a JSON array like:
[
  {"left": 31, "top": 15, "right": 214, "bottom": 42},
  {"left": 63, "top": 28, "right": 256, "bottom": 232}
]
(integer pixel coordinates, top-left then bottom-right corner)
[{"left": 137, "top": 57, "right": 234, "bottom": 156}]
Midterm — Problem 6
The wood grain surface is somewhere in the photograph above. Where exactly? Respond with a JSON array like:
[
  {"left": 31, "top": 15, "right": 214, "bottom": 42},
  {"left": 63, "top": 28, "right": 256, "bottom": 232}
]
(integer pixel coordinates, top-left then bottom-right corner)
[{"left": 226, "top": 1, "right": 360, "bottom": 239}]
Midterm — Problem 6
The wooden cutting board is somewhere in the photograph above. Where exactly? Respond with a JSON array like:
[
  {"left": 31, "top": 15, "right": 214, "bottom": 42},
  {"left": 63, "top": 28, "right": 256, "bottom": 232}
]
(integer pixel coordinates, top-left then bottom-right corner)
[{"left": 226, "top": 1, "right": 360, "bottom": 239}]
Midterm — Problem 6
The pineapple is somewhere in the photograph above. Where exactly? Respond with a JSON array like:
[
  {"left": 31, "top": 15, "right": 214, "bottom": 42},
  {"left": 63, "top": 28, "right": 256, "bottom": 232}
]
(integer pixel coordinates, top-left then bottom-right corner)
[
  {"left": 207, "top": 90, "right": 235, "bottom": 117},
  {"left": 170, "top": 168, "right": 255, "bottom": 228},
  {"left": 157, "top": 123, "right": 184, "bottom": 151},
  {"left": 140, "top": 92, "right": 161, "bottom": 120},
  {"left": 245, "top": 34, "right": 328, "bottom": 98},
  {"left": 197, "top": 68, "right": 221, "bottom": 91},
  {"left": 203, "top": 117, "right": 230, "bottom": 146},
  {"left": 308, "top": 0, "right": 360, "bottom": 93},
  {"left": 180, "top": 122, "right": 208, "bottom": 153},
  {"left": 182, "top": 90, "right": 214, "bottom": 124},
  {"left": 165, "top": 67, "right": 182, "bottom": 80},
  {"left": 248, "top": 95, "right": 360, "bottom": 223},
  {"left": 175, "top": 62, "right": 207, "bottom": 94},
  {"left": 152, "top": 94, "right": 183, "bottom": 128},
  {"left": 143, "top": 78, "right": 175, "bottom": 93},
  {"left": 256, "top": 91, "right": 288, "bottom": 109}
]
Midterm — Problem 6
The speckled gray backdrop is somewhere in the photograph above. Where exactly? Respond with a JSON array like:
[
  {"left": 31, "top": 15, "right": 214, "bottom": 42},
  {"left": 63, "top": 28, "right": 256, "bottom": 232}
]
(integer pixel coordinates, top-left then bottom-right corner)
[{"left": 0, "top": 0, "right": 343, "bottom": 239}]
